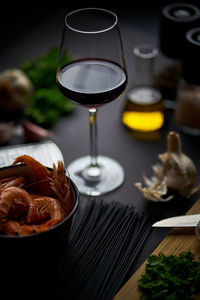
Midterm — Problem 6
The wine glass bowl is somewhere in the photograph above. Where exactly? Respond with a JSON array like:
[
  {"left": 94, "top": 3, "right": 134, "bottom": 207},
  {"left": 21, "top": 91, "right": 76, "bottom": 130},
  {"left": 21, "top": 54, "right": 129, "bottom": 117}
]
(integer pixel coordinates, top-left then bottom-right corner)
[
  {"left": 56, "top": 8, "right": 127, "bottom": 196},
  {"left": 57, "top": 58, "right": 127, "bottom": 108}
]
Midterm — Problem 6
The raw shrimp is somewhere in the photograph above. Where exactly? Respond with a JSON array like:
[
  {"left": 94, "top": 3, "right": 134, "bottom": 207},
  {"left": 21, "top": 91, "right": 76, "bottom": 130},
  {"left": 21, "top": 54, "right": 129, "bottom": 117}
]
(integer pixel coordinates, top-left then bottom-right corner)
[
  {"left": 1, "top": 220, "right": 37, "bottom": 236},
  {"left": 0, "top": 176, "right": 26, "bottom": 190},
  {"left": 2, "top": 195, "right": 63, "bottom": 236},
  {"left": 27, "top": 195, "right": 63, "bottom": 225},
  {"left": 13, "top": 155, "right": 53, "bottom": 194},
  {"left": 13, "top": 155, "right": 52, "bottom": 180},
  {"left": 0, "top": 158, "right": 74, "bottom": 236},
  {"left": 0, "top": 187, "right": 33, "bottom": 221}
]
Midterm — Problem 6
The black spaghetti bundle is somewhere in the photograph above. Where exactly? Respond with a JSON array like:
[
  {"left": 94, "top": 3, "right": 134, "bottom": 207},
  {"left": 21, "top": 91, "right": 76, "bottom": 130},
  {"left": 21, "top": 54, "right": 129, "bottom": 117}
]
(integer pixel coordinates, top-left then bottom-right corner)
[{"left": 58, "top": 199, "right": 151, "bottom": 300}]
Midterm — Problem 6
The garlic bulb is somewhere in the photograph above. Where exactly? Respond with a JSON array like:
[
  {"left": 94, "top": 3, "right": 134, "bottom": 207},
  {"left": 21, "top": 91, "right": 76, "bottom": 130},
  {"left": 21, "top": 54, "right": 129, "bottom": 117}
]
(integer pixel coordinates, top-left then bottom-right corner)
[
  {"left": 0, "top": 69, "right": 33, "bottom": 112},
  {"left": 135, "top": 131, "right": 200, "bottom": 202}
]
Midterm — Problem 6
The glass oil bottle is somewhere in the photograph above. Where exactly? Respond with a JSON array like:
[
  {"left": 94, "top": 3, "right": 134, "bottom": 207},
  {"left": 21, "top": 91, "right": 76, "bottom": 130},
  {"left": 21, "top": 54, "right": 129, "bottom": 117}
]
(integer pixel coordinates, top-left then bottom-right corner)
[{"left": 122, "top": 45, "right": 164, "bottom": 135}]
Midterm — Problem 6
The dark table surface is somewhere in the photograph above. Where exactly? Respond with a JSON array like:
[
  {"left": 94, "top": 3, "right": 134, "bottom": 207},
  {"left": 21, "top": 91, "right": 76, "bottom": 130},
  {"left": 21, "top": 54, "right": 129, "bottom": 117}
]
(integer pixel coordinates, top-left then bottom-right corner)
[{"left": 1, "top": 1, "right": 200, "bottom": 292}]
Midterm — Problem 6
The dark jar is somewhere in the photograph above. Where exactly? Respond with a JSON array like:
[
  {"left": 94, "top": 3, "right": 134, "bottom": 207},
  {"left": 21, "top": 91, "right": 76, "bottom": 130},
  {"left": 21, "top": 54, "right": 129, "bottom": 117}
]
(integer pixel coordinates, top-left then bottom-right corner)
[
  {"left": 175, "top": 27, "right": 200, "bottom": 135},
  {"left": 155, "top": 2, "right": 200, "bottom": 109}
]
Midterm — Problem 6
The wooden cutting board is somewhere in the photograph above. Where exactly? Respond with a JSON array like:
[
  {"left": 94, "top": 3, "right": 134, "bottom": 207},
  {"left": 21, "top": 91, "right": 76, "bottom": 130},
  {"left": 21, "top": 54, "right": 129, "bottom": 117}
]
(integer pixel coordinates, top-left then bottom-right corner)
[{"left": 114, "top": 198, "right": 200, "bottom": 300}]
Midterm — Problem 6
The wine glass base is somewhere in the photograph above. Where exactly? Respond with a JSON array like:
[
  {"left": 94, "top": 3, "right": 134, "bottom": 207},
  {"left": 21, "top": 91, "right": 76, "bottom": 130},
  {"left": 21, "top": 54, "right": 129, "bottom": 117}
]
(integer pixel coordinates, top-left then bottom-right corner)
[{"left": 66, "top": 155, "right": 124, "bottom": 196}]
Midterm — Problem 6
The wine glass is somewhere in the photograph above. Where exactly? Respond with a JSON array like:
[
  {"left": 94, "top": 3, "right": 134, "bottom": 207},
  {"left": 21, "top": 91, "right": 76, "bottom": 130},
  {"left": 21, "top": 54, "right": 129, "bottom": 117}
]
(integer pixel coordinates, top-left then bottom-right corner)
[{"left": 56, "top": 8, "right": 127, "bottom": 196}]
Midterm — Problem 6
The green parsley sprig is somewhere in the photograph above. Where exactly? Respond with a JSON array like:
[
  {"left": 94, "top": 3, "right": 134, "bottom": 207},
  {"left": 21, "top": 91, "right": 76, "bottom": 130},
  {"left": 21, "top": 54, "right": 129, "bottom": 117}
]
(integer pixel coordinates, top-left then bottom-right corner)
[
  {"left": 138, "top": 251, "right": 200, "bottom": 300},
  {"left": 20, "top": 47, "right": 76, "bottom": 127}
]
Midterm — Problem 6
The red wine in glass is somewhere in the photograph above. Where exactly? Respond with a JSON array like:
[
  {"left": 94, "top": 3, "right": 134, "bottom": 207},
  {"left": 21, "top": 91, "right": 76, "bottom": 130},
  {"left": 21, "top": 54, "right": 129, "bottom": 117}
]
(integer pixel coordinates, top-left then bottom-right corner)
[{"left": 57, "top": 58, "right": 127, "bottom": 108}]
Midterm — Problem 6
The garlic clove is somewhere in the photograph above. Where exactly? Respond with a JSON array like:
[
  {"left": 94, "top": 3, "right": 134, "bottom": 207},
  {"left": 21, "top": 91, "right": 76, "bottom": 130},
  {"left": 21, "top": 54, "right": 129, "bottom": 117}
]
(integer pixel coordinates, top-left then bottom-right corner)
[
  {"left": 135, "top": 177, "right": 173, "bottom": 202},
  {"left": 22, "top": 120, "right": 53, "bottom": 142}
]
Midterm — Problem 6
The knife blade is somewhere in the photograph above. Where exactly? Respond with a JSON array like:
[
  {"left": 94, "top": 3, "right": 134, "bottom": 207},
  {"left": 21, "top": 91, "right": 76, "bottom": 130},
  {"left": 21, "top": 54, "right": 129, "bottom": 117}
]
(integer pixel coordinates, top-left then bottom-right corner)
[{"left": 152, "top": 214, "right": 200, "bottom": 227}]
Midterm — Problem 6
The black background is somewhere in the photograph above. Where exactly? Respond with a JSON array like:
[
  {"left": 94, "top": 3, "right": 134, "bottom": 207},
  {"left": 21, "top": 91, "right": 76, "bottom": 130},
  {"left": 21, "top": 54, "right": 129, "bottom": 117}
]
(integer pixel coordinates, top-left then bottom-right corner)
[{"left": 1, "top": 0, "right": 200, "bottom": 295}]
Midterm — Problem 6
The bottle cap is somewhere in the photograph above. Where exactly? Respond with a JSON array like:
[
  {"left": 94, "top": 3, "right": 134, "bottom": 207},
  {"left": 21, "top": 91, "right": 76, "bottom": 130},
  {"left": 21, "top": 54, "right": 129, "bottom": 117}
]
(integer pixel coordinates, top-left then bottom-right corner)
[
  {"left": 160, "top": 2, "right": 200, "bottom": 59},
  {"left": 181, "top": 27, "right": 200, "bottom": 85}
]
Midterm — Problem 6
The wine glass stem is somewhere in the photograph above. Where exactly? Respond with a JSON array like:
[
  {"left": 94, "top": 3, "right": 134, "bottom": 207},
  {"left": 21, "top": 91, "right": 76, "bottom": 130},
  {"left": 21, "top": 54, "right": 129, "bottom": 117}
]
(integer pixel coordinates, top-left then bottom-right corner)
[{"left": 88, "top": 108, "right": 101, "bottom": 178}]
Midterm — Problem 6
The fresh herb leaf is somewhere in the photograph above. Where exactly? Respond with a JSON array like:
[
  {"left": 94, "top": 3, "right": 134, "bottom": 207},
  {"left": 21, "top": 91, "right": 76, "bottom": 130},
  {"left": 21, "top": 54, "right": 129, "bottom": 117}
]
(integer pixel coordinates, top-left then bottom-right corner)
[
  {"left": 138, "top": 251, "right": 200, "bottom": 300},
  {"left": 20, "top": 47, "right": 76, "bottom": 127}
]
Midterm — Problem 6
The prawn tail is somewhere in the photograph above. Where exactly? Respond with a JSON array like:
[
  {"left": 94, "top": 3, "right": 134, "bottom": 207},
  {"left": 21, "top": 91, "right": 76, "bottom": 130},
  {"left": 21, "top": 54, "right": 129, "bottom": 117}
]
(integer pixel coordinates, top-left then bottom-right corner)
[{"left": 50, "top": 161, "right": 73, "bottom": 215}]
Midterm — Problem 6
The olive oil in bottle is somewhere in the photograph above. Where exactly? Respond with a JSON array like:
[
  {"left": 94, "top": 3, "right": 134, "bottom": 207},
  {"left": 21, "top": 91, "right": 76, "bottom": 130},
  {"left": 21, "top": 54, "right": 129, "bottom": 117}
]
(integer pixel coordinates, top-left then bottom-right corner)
[{"left": 122, "top": 45, "right": 164, "bottom": 133}]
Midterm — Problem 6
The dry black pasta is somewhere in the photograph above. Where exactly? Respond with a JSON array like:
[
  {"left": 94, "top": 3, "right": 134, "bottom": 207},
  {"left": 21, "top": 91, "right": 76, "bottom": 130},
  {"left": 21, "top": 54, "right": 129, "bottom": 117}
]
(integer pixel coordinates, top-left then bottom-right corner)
[{"left": 58, "top": 199, "right": 152, "bottom": 300}]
